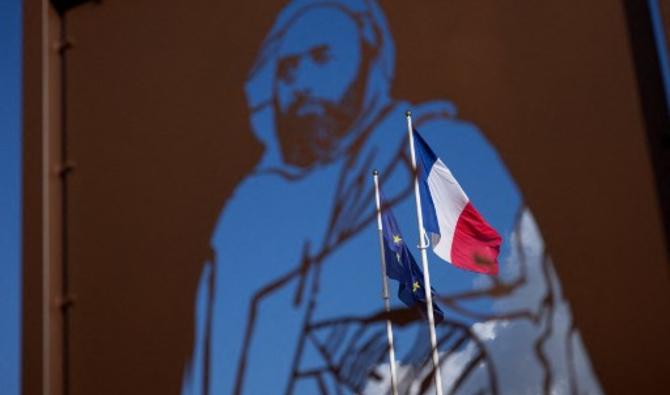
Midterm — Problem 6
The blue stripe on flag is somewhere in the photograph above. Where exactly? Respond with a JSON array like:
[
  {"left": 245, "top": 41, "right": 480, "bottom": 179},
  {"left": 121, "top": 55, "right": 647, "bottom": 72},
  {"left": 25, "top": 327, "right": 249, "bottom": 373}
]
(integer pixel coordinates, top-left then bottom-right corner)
[{"left": 412, "top": 129, "right": 440, "bottom": 237}]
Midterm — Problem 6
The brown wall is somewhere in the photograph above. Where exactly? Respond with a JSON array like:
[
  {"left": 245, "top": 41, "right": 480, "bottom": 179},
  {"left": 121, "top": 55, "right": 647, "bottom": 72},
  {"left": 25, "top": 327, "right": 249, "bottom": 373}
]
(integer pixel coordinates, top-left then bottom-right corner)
[{"left": 24, "top": 1, "right": 670, "bottom": 394}]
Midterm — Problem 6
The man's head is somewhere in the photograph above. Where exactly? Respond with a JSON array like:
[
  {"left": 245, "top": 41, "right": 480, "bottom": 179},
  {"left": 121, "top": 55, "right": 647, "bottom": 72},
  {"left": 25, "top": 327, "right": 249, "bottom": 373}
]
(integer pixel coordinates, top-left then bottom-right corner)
[
  {"left": 246, "top": 0, "right": 396, "bottom": 169},
  {"left": 273, "top": 6, "right": 370, "bottom": 167}
]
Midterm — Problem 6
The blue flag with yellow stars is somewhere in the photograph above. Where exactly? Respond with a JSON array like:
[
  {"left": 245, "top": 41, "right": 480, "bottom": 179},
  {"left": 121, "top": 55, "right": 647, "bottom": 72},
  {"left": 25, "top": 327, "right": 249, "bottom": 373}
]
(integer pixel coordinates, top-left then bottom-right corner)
[{"left": 380, "top": 196, "right": 444, "bottom": 324}]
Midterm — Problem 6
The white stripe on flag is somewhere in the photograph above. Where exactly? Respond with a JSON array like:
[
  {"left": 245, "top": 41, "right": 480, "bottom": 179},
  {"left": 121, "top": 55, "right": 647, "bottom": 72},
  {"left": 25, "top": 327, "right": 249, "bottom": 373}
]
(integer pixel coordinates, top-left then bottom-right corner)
[{"left": 426, "top": 158, "right": 469, "bottom": 262}]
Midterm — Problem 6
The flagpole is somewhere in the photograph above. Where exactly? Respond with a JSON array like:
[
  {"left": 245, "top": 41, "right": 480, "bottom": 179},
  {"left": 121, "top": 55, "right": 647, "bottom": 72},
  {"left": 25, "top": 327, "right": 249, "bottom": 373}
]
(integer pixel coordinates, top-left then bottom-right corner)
[
  {"left": 406, "top": 111, "right": 444, "bottom": 395},
  {"left": 372, "top": 170, "right": 400, "bottom": 395}
]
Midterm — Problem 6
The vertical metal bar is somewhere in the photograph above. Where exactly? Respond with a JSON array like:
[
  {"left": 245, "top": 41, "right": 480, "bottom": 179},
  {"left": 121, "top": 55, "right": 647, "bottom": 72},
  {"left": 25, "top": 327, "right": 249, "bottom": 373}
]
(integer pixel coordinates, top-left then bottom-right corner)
[
  {"left": 372, "top": 170, "right": 399, "bottom": 395},
  {"left": 405, "top": 111, "right": 443, "bottom": 395},
  {"left": 41, "top": 1, "right": 51, "bottom": 393},
  {"left": 58, "top": 12, "right": 70, "bottom": 395}
]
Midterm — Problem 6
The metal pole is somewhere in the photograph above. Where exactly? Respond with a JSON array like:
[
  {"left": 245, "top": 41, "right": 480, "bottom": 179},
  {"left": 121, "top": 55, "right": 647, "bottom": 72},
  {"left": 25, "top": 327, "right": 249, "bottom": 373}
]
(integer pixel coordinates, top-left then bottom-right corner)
[
  {"left": 372, "top": 170, "right": 399, "bottom": 395},
  {"left": 406, "top": 111, "right": 444, "bottom": 395}
]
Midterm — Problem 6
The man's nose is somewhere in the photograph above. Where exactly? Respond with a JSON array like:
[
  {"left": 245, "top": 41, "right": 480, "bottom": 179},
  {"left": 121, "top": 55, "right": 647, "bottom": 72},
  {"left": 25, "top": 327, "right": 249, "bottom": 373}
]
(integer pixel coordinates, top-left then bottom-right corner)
[{"left": 289, "top": 57, "right": 318, "bottom": 96}]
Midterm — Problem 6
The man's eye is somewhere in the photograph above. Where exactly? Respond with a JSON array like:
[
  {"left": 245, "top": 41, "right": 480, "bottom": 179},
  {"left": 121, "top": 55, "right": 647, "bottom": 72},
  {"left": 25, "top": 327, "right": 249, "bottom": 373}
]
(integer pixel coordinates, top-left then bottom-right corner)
[
  {"left": 277, "top": 56, "right": 299, "bottom": 82},
  {"left": 310, "top": 45, "right": 331, "bottom": 64}
]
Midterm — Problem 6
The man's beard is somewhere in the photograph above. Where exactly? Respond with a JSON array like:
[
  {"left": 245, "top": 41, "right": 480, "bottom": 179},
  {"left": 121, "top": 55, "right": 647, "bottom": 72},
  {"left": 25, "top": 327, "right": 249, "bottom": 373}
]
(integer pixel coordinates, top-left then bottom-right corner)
[{"left": 274, "top": 70, "right": 366, "bottom": 169}]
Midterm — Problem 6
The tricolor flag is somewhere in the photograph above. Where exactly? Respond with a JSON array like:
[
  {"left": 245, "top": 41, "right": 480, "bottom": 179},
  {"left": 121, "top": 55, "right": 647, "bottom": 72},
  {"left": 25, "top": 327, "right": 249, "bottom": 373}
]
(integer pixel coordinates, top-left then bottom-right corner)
[{"left": 413, "top": 129, "right": 502, "bottom": 275}]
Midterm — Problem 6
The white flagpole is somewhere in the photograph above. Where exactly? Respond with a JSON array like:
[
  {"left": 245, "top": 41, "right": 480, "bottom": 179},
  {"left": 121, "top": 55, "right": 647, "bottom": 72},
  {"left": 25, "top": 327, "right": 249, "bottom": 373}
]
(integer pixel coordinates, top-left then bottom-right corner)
[
  {"left": 406, "top": 111, "right": 444, "bottom": 395},
  {"left": 372, "top": 170, "right": 400, "bottom": 395}
]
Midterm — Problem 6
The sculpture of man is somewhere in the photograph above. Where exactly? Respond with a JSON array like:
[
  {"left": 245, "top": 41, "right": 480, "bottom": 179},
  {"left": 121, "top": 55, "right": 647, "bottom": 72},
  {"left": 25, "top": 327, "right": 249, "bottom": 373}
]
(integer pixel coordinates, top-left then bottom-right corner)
[{"left": 182, "top": 1, "right": 602, "bottom": 394}]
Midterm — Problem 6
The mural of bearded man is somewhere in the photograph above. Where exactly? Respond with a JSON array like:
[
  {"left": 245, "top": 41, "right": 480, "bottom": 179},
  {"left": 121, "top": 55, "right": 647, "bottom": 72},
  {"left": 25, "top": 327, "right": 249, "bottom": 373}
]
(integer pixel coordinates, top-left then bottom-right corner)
[{"left": 182, "top": 1, "right": 602, "bottom": 394}]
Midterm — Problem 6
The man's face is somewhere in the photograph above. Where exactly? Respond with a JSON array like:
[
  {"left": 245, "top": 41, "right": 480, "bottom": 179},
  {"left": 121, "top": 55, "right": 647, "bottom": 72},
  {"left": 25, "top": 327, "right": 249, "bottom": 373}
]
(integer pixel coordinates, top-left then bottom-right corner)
[{"left": 274, "top": 7, "right": 365, "bottom": 168}]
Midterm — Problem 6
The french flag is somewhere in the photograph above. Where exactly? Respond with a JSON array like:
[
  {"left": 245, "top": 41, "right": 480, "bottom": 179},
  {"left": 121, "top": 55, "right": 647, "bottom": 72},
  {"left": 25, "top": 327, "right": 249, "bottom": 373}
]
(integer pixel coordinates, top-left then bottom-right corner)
[{"left": 413, "top": 129, "right": 502, "bottom": 275}]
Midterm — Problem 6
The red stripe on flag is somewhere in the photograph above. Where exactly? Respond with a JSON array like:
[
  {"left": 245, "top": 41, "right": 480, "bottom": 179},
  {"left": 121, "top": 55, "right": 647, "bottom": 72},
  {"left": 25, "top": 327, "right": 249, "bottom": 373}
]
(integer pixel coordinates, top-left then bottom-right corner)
[{"left": 450, "top": 202, "right": 502, "bottom": 275}]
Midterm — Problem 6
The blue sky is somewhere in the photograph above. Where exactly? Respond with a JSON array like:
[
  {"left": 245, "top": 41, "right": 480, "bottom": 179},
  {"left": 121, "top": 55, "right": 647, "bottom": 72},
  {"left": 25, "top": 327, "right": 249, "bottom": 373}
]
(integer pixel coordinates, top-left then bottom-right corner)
[
  {"left": 648, "top": 0, "right": 670, "bottom": 112},
  {"left": 0, "top": 0, "right": 21, "bottom": 393}
]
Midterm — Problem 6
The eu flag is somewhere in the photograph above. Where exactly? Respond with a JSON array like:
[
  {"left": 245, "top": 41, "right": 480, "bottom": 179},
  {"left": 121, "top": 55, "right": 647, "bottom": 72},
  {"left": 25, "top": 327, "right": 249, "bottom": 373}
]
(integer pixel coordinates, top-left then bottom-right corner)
[{"left": 380, "top": 197, "right": 444, "bottom": 324}]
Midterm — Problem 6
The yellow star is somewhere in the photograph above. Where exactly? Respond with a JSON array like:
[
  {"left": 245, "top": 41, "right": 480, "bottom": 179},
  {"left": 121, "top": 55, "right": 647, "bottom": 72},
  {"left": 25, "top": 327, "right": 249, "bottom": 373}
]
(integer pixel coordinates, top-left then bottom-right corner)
[
  {"left": 412, "top": 281, "right": 421, "bottom": 293},
  {"left": 392, "top": 234, "right": 402, "bottom": 244}
]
